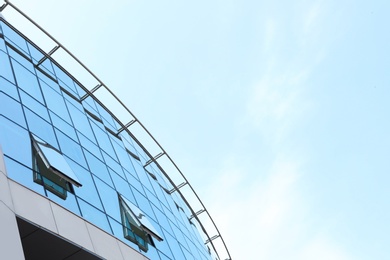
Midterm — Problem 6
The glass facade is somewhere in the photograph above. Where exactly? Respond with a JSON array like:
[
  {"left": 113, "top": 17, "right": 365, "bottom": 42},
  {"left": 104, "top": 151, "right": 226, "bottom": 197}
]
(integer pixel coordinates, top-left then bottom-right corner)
[{"left": 0, "top": 17, "right": 218, "bottom": 260}]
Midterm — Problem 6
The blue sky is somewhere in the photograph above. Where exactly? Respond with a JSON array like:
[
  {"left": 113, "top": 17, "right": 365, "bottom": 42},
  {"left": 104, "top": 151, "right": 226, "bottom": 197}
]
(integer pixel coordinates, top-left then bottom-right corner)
[{"left": 5, "top": 0, "right": 390, "bottom": 259}]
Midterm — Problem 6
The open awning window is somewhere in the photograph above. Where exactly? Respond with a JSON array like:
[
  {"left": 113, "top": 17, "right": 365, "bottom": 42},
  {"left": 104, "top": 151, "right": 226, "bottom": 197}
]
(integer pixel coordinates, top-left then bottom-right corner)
[
  {"left": 119, "top": 194, "right": 163, "bottom": 251},
  {"left": 31, "top": 134, "right": 81, "bottom": 199}
]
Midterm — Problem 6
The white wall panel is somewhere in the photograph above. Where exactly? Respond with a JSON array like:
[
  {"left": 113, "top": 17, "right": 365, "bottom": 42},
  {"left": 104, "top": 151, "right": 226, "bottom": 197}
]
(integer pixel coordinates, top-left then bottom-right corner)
[
  {"left": 50, "top": 202, "right": 95, "bottom": 253},
  {"left": 0, "top": 202, "right": 25, "bottom": 260},
  {"left": 117, "top": 240, "right": 148, "bottom": 260},
  {"left": 9, "top": 180, "right": 58, "bottom": 234},
  {"left": 86, "top": 222, "right": 125, "bottom": 260}
]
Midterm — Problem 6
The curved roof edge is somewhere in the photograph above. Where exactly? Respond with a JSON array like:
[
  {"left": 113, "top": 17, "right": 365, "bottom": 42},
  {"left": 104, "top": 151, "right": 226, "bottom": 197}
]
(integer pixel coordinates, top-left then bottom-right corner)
[{"left": 1, "top": 1, "right": 232, "bottom": 259}]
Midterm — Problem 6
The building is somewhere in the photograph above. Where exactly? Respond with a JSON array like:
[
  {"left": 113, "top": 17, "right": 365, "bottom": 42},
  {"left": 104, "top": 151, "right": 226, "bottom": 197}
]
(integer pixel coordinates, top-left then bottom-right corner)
[{"left": 0, "top": 1, "right": 231, "bottom": 260}]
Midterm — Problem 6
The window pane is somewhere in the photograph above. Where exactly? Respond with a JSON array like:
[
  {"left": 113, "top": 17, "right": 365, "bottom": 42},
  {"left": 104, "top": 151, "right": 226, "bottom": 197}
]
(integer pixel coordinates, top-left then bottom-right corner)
[
  {"left": 40, "top": 79, "right": 72, "bottom": 124},
  {"left": 0, "top": 92, "right": 26, "bottom": 127},
  {"left": 1, "top": 21, "right": 29, "bottom": 57},
  {"left": 11, "top": 59, "right": 44, "bottom": 103},
  {"left": 66, "top": 159, "right": 103, "bottom": 211},
  {"left": 90, "top": 120, "right": 117, "bottom": 160},
  {"left": 84, "top": 150, "right": 113, "bottom": 187},
  {"left": 27, "top": 42, "right": 44, "bottom": 63},
  {"left": 55, "top": 129, "right": 87, "bottom": 169},
  {"left": 47, "top": 191, "right": 80, "bottom": 216},
  {"left": 82, "top": 96, "right": 99, "bottom": 116},
  {"left": 19, "top": 90, "right": 50, "bottom": 122},
  {"left": 102, "top": 151, "right": 124, "bottom": 178},
  {"left": 66, "top": 100, "right": 95, "bottom": 141},
  {"left": 4, "top": 157, "right": 45, "bottom": 196},
  {"left": 0, "top": 77, "right": 18, "bottom": 100},
  {"left": 0, "top": 50, "right": 15, "bottom": 83},
  {"left": 110, "top": 170, "right": 136, "bottom": 206},
  {"left": 77, "top": 131, "right": 103, "bottom": 161},
  {"left": 37, "top": 71, "right": 60, "bottom": 93},
  {"left": 94, "top": 177, "right": 121, "bottom": 222},
  {"left": 0, "top": 116, "right": 31, "bottom": 167},
  {"left": 50, "top": 112, "right": 78, "bottom": 142},
  {"left": 7, "top": 47, "right": 34, "bottom": 73},
  {"left": 0, "top": 38, "right": 7, "bottom": 52},
  {"left": 38, "top": 59, "right": 56, "bottom": 79},
  {"left": 132, "top": 188, "right": 157, "bottom": 222},
  {"left": 132, "top": 159, "right": 156, "bottom": 195},
  {"left": 110, "top": 136, "right": 134, "bottom": 173},
  {"left": 24, "top": 108, "right": 58, "bottom": 148},
  {"left": 78, "top": 198, "right": 112, "bottom": 234},
  {"left": 52, "top": 64, "right": 78, "bottom": 97}
]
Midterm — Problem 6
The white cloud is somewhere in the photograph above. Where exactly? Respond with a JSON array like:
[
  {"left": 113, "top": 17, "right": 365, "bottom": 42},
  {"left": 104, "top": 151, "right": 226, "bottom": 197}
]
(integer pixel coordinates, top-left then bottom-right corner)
[
  {"left": 245, "top": 67, "right": 310, "bottom": 146},
  {"left": 203, "top": 2, "right": 357, "bottom": 259},
  {"left": 208, "top": 155, "right": 304, "bottom": 259}
]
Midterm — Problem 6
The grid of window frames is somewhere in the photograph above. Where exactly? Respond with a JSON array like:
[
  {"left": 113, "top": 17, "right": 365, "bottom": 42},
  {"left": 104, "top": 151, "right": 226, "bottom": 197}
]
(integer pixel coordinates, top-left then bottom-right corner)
[{"left": 0, "top": 19, "right": 214, "bottom": 260}]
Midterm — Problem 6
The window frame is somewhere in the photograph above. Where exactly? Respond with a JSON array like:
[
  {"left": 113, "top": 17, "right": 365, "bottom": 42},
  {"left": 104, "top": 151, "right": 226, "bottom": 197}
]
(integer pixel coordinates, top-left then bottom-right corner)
[{"left": 31, "top": 134, "right": 81, "bottom": 199}]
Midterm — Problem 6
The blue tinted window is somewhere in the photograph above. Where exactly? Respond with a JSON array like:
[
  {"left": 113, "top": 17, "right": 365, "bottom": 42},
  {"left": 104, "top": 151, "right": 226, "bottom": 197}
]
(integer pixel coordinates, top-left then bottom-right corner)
[
  {"left": 0, "top": 116, "right": 31, "bottom": 167},
  {"left": 0, "top": 77, "right": 18, "bottom": 100},
  {"left": 0, "top": 50, "right": 15, "bottom": 83},
  {"left": 132, "top": 188, "right": 156, "bottom": 221},
  {"left": 38, "top": 59, "right": 56, "bottom": 79},
  {"left": 7, "top": 47, "right": 34, "bottom": 73},
  {"left": 78, "top": 198, "right": 112, "bottom": 234},
  {"left": 82, "top": 96, "right": 99, "bottom": 115},
  {"left": 131, "top": 159, "right": 156, "bottom": 195},
  {"left": 1, "top": 22, "right": 29, "bottom": 57},
  {"left": 169, "top": 221, "right": 186, "bottom": 247},
  {"left": 0, "top": 92, "right": 26, "bottom": 127},
  {"left": 143, "top": 245, "right": 162, "bottom": 260},
  {"left": 66, "top": 101, "right": 96, "bottom": 142},
  {"left": 102, "top": 151, "right": 124, "bottom": 178},
  {"left": 40, "top": 79, "right": 72, "bottom": 124},
  {"left": 145, "top": 163, "right": 173, "bottom": 192},
  {"left": 47, "top": 191, "right": 81, "bottom": 216},
  {"left": 26, "top": 42, "right": 44, "bottom": 63},
  {"left": 19, "top": 90, "right": 50, "bottom": 122},
  {"left": 150, "top": 177, "right": 170, "bottom": 210},
  {"left": 37, "top": 71, "right": 60, "bottom": 93},
  {"left": 77, "top": 131, "right": 102, "bottom": 160},
  {"left": 123, "top": 168, "right": 144, "bottom": 194},
  {"left": 4, "top": 157, "right": 45, "bottom": 196},
  {"left": 164, "top": 232, "right": 186, "bottom": 260},
  {"left": 84, "top": 150, "right": 113, "bottom": 187},
  {"left": 66, "top": 159, "right": 103, "bottom": 211},
  {"left": 153, "top": 206, "right": 174, "bottom": 237},
  {"left": 90, "top": 120, "right": 117, "bottom": 160},
  {"left": 52, "top": 64, "right": 78, "bottom": 97},
  {"left": 11, "top": 59, "right": 44, "bottom": 103},
  {"left": 108, "top": 217, "right": 127, "bottom": 242},
  {"left": 55, "top": 129, "right": 87, "bottom": 169},
  {"left": 155, "top": 231, "right": 174, "bottom": 259},
  {"left": 0, "top": 38, "right": 6, "bottom": 52},
  {"left": 95, "top": 101, "right": 117, "bottom": 130},
  {"left": 50, "top": 112, "right": 78, "bottom": 142},
  {"left": 73, "top": 81, "right": 86, "bottom": 98},
  {"left": 120, "top": 132, "right": 140, "bottom": 158},
  {"left": 144, "top": 188, "right": 163, "bottom": 212},
  {"left": 93, "top": 177, "right": 121, "bottom": 222},
  {"left": 181, "top": 245, "right": 195, "bottom": 260},
  {"left": 24, "top": 108, "right": 58, "bottom": 148},
  {"left": 110, "top": 136, "right": 134, "bottom": 173},
  {"left": 110, "top": 170, "right": 136, "bottom": 206}
]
